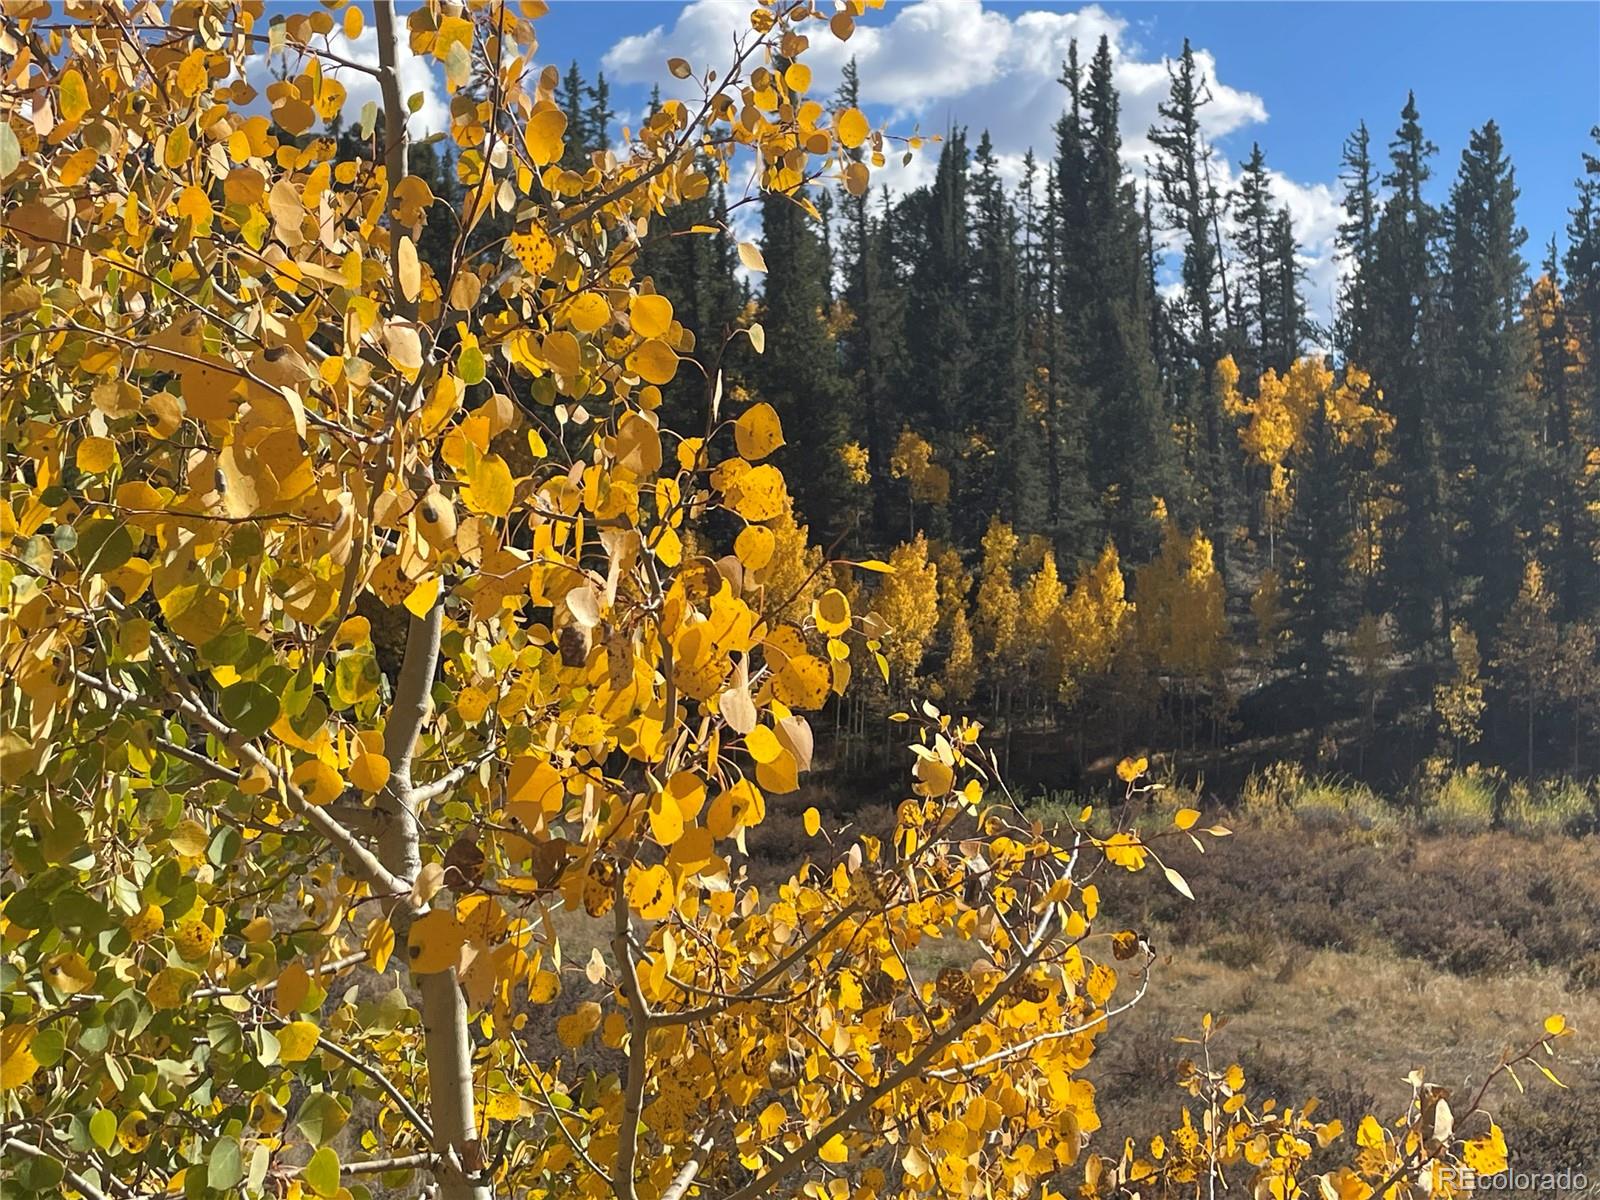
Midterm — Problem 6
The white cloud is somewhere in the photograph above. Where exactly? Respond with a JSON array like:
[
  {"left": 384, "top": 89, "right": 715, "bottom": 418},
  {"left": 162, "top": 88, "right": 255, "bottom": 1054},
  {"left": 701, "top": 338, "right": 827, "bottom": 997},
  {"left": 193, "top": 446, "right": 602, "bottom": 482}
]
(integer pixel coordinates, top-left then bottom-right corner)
[{"left": 602, "top": 0, "right": 1344, "bottom": 326}]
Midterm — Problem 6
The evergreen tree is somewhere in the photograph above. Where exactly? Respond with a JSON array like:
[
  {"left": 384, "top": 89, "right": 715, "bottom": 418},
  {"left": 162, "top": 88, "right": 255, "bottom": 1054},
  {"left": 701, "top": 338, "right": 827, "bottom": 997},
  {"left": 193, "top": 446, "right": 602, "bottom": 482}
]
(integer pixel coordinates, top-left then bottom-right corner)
[
  {"left": 1370, "top": 92, "right": 1449, "bottom": 652},
  {"left": 837, "top": 62, "right": 908, "bottom": 544},
  {"left": 1283, "top": 393, "right": 1352, "bottom": 682},
  {"left": 1266, "top": 207, "right": 1306, "bottom": 371},
  {"left": 1336, "top": 121, "right": 1381, "bottom": 365},
  {"left": 638, "top": 175, "right": 744, "bottom": 431},
  {"left": 901, "top": 131, "right": 974, "bottom": 539},
  {"left": 755, "top": 189, "right": 857, "bottom": 543},
  {"left": 1233, "top": 143, "right": 1277, "bottom": 385},
  {"left": 1563, "top": 127, "right": 1600, "bottom": 405},
  {"left": 585, "top": 71, "right": 614, "bottom": 153},
  {"left": 1525, "top": 250, "right": 1600, "bottom": 622},
  {"left": 968, "top": 132, "right": 1039, "bottom": 534},
  {"left": 1150, "top": 39, "right": 1236, "bottom": 577},
  {"left": 1061, "top": 37, "right": 1176, "bottom": 558},
  {"left": 560, "top": 61, "right": 589, "bottom": 171},
  {"left": 1441, "top": 120, "right": 1531, "bottom": 636}
]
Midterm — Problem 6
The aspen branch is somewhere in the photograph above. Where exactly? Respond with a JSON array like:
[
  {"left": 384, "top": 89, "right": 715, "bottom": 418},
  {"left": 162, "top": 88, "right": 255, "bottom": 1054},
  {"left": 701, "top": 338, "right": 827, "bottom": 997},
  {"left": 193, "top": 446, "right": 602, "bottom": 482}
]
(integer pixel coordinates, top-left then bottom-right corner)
[{"left": 717, "top": 903, "right": 1068, "bottom": 1200}]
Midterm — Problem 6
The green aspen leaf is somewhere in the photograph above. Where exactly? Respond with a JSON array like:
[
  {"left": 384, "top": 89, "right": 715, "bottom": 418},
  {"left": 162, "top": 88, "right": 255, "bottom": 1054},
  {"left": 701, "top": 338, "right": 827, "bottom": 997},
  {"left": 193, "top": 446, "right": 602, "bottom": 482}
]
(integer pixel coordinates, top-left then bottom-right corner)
[
  {"left": 305, "top": 1146, "right": 340, "bottom": 1198},
  {"left": 218, "top": 680, "right": 280, "bottom": 740},
  {"left": 208, "top": 1136, "right": 243, "bottom": 1191},
  {"left": 90, "top": 1109, "right": 117, "bottom": 1150}
]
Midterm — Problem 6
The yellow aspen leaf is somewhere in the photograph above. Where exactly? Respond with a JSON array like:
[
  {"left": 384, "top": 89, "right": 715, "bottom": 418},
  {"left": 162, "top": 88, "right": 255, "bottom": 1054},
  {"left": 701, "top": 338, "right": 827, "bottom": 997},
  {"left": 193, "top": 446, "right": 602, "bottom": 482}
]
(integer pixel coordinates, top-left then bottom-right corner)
[
  {"left": 462, "top": 453, "right": 515, "bottom": 517},
  {"left": 627, "top": 863, "right": 676, "bottom": 920},
  {"left": 567, "top": 292, "right": 611, "bottom": 333},
  {"left": 1, "top": 1025, "right": 39, "bottom": 1091},
  {"left": 773, "top": 653, "right": 829, "bottom": 709},
  {"left": 117, "top": 1111, "right": 154, "bottom": 1154},
  {"left": 556, "top": 1001, "right": 601, "bottom": 1047},
  {"left": 242, "top": 916, "right": 273, "bottom": 942},
  {"left": 177, "top": 185, "right": 214, "bottom": 230},
  {"left": 350, "top": 751, "right": 391, "bottom": 793},
  {"left": 76, "top": 437, "right": 117, "bottom": 474},
  {"left": 43, "top": 952, "right": 95, "bottom": 996},
  {"left": 343, "top": 5, "right": 364, "bottom": 38},
  {"left": 803, "top": 807, "right": 821, "bottom": 837},
  {"left": 745, "top": 725, "right": 782, "bottom": 764},
  {"left": 1461, "top": 1124, "right": 1507, "bottom": 1174},
  {"left": 275, "top": 962, "right": 311, "bottom": 1013},
  {"left": 1174, "top": 808, "right": 1201, "bottom": 831},
  {"left": 148, "top": 965, "right": 198, "bottom": 1010},
  {"left": 407, "top": 909, "right": 466, "bottom": 975},
  {"left": 648, "top": 789, "right": 685, "bottom": 847},
  {"left": 630, "top": 293, "right": 673, "bottom": 339},
  {"left": 836, "top": 106, "right": 869, "bottom": 148},
  {"left": 627, "top": 338, "right": 679, "bottom": 386},
  {"left": 173, "top": 920, "right": 215, "bottom": 962},
  {"left": 1100, "top": 832, "right": 1148, "bottom": 871},
  {"left": 734, "top": 402, "right": 784, "bottom": 460},
  {"left": 509, "top": 227, "right": 555, "bottom": 276},
  {"left": 364, "top": 918, "right": 395, "bottom": 973},
  {"left": 1115, "top": 755, "right": 1148, "bottom": 783},
  {"left": 397, "top": 236, "right": 421, "bottom": 302},
  {"left": 820, "top": 1134, "right": 849, "bottom": 1164},
  {"left": 290, "top": 759, "right": 344, "bottom": 807},
  {"left": 726, "top": 464, "right": 787, "bottom": 522},
  {"left": 738, "top": 241, "right": 767, "bottom": 273},
  {"left": 404, "top": 575, "right": 441, "bottom": 618},
  {"left": 530, "top": 970, "right": 561, "bottom": 1003},
  {"left": 812, "top": 588, "right": 851, "bottom": 636},
  {"left": 784, "top": 63, "right": 812, "bottom": 92},
  {"left": 59, "top": 69, "right": 90, "bottom": 123},
  {"left": 1544, "top": 1013, "right": 1567, "bottom": 1036},
  {"left": 277, "top": 1020, "right": 321, "bottom": 1063},
  {"left": 525, "top": 108, "right": 568, "bottom": 165},
  {"left": 735, "top": 524, "right": 776, "bottom": 570},
  {"left": 667, "top": 772, "right": 707, "bottom": 821},
  {"left": 125, "top": 903, "right": 164, "bottom": 941}
]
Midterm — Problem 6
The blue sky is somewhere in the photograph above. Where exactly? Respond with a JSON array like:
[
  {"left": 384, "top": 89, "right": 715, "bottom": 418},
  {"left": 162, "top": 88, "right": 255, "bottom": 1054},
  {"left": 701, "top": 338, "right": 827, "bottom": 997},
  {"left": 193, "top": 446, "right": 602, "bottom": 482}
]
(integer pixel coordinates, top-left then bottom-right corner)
[
  {"left": 553, "top": 0, "right": 1596, "bottom": 320},
  {"left": 316, "top": 2, "right": 1598, "bottom": 320}
]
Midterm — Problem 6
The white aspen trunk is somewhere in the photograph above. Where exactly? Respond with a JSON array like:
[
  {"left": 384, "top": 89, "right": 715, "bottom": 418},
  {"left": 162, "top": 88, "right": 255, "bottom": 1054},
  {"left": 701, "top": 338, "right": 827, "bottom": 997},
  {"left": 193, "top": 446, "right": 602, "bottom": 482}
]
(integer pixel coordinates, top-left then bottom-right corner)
[{"left": 372, "top": 5, "right": 490, "bottom": 1196}]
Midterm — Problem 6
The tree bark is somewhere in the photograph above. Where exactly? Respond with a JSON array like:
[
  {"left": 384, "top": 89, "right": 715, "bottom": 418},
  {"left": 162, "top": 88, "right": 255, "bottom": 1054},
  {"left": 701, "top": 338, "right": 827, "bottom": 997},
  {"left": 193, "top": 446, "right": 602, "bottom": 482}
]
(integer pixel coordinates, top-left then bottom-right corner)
[{"left": 373, "top": 4, "right": 489, "bottom": 1197}]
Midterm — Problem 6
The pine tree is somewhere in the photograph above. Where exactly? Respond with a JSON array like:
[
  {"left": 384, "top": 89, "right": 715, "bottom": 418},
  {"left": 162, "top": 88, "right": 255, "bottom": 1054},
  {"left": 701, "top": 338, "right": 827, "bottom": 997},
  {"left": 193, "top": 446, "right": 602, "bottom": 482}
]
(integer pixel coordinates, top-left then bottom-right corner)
[
  {"left": 1524, "top": 253, "right": 1599, "bottom": 621},
  {"left": 1150, "top": 38, "right": 1235, "bottom": 574},
  {"left": 902, "top": 131, "right": 974, "bottom": 540},
  {"left": 1336, "top": 121, "right": 1381, "bottom": 365},
  {"left": 1233, "top": 143, "right": 1277, "bottom": 385},
  {"left": 1563, "top": 127, "right": 1600, "bottom": 381},
  {"left": 1442, "top": 120, "right": 1531, "bottom": 637},
  {"left": 1266, "top": 208, "right": 1307, "bottom": 372},
  {"left": 585, "top": 71, "right": 614, "bottom": 153},
  {"left": 1283, "top": 391, "right": 1352, "bottom": 682},
  {"left": 1062, "top": 37, "right": 1176, "bottom": 558},
  {"left": 968, "top": 132, "right": 1038, "bottom": 534},
  {"left": 755, "top": 188, "right": 857, "bottom": 542},
  {"left": 1370, "top": 92, "right": 1449, "bottom": 653},
  {"left": 560, "top": 61, "right": 589, "bottom": 171},
  {"left": 836, "top": 61, "right": 908, "bottom": 544}
]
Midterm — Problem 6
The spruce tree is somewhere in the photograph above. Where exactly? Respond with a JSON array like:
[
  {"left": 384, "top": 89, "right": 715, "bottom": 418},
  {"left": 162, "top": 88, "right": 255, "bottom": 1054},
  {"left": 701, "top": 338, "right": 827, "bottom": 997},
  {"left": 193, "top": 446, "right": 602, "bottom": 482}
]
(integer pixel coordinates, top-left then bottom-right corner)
[
  {"left": 1059, "top": 37, "right": 1176, "bottom": 559},
  {"left": 1284, "top": 393, "right": 1352, "bottom": 682},
  {"left": 1526, "top": 247, "right": 1600, "bottom": 622},
  {"left": 1370, "top": 92, "right": 1449, "bottom": 652},
  {"left": 755, "top": 188, "right": 857, "bottom": 543},
  {"left": 1336, "top": 121, "right": 1381, "bottom": 365},
  {"left": 1563, "top": 127, "right": 1600, "bottom": 401},
  {"left": 1266, "top": 207, "right": 1306, "bottom": 371},
  {"left": 969, "top": 132, "right": 1039, "bottom": 534},
  {"left": 1442, "top": 120, "right": 1531, "bottom": 637},
  {"left": 1233, "top": 143, "right": 1277, "bottom": 384},
  {"left": 1150, "top": 38, "right": 1235, "bottom": 576}
]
